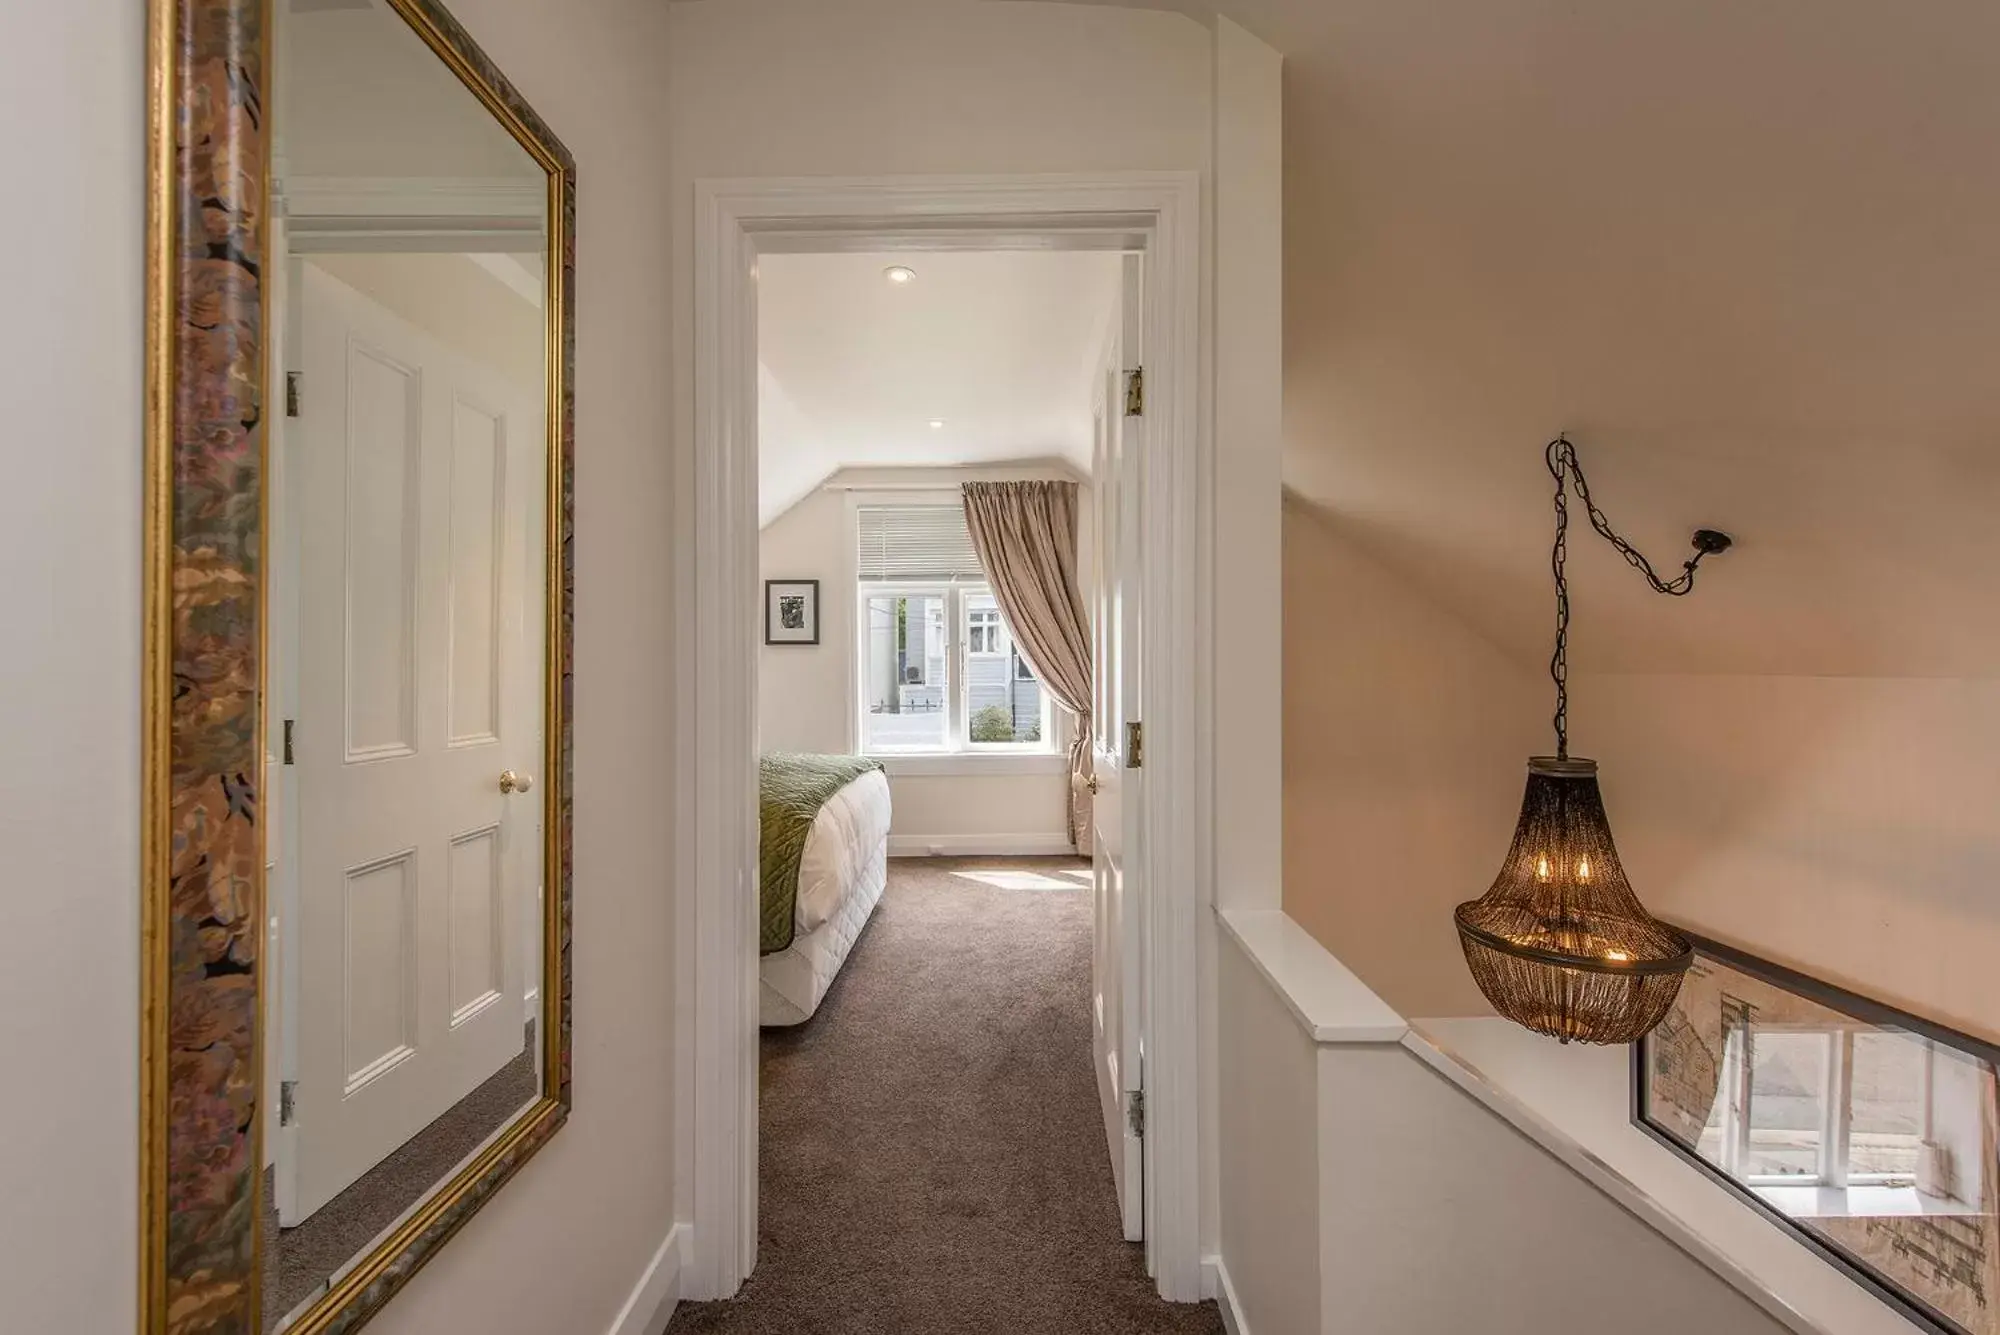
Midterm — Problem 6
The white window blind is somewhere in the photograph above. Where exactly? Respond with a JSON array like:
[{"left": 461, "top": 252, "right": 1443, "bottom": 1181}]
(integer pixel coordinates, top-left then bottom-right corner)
[{"left": 855, "top": 504, "right": 987, "bottom": 582}]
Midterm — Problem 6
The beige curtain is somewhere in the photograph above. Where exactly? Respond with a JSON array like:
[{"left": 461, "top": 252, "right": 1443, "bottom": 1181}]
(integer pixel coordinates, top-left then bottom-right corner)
[{"left": 961, "top": 481, "right": 1094, "bottom": 848}]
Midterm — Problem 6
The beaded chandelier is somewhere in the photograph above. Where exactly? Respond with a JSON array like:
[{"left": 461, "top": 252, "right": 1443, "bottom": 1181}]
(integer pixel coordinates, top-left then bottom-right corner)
[{"left": 1454, "top": 436, "right": 1731, "bottom": 1045}]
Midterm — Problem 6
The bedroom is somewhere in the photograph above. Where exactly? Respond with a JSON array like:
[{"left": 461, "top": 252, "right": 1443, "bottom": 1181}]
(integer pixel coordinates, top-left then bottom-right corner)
[{"left": 728, "top": 244, "right": 1166, "bottom": 1319}]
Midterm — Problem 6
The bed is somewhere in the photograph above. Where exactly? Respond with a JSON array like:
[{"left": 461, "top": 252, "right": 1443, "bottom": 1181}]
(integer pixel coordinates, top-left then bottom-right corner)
[{"left": 759, "top": 753, "right": 893, "bottom": 1026}]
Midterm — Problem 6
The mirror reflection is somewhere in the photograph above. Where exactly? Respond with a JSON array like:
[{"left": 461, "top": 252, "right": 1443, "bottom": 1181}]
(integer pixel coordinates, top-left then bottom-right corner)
[
  {"left": 1642, "top": 950, "right": 2000, "bottom": 1335},
  {"left": 265, "top": 1, "right": 550, "bottom": 1328}
]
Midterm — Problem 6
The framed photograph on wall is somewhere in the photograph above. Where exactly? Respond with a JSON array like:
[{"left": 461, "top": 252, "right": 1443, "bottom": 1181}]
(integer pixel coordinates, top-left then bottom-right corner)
[
  {"left": 765, "top": 579, "right": 820, "bottom": 645},
  {"left": 1634, "top": 930, "right": 2000, "bottom": 1335}
]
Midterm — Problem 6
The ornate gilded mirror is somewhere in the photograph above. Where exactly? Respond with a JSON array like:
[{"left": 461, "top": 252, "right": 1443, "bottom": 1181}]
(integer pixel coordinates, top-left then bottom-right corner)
[{"left": 142, "top": 1, "right": 573, "bottom": 1330}]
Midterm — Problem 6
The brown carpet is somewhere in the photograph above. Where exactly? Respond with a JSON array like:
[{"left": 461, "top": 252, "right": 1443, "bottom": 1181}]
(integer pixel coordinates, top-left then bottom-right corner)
[{"left": 670, "top": 856, "right": 1223, "bottom": 1335}]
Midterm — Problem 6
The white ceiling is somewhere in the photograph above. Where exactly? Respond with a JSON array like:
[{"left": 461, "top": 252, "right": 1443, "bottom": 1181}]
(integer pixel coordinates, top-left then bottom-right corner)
[{"left": 756, "top": 250, "right": 1122, "bottom": 524}]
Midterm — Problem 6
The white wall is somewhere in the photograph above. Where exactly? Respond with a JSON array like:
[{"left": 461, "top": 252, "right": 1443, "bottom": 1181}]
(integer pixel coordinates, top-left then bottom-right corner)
[
  {"left": 670, "top": 1, "right": 1285, "bottom": 1293},
  {"left": 1282, "top": 496, "right": 1537, "bottom": 1017},
  {"left": 285, "top": 3, "right": 534, "bottom": 180},
  {"left": 758, "top": 475, "right": 1087, "bottom": 854},
  {"left": 1318, "top": 1044, "right": 1791, "bottom": 1335},
  {"left": 670, "top": 0, "right": 1217, "bottom": 867},
  {"left": 308, "top": 252, "right": 545, "bottom": 393},
  {"left": 667, "top": 0, "right": 1213, "bottom": 182},
  {"left": 364, "top": 3, "right": 679, "bottom": 1330},
  {"left": 0, "top": 4, "right": 143, "bottom": 1330},
  {"left": 1217, "top": 937, "right": 1321, "bottom": 1335},
  {"left": 0, "top": 2, "right": 681, "bottom": 1333},
  {"left": 1216, "top": 929, "right": 1792, "bottom": 1335}
]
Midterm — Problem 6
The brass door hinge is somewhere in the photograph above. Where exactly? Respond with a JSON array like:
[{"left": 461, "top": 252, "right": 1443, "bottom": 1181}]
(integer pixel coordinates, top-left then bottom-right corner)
[
  {"left": 285, "top": 371, "right": 302, "bottom": 418},
  {"left": 1127, "top": 1088, "right": 1145, "bottom": 1138},
  {"left": 1124, "top": 366, "right": 1144, "bottom": 417},
  {"left": 1125, "top": 720, "right": 1143, "bottom": 769}
]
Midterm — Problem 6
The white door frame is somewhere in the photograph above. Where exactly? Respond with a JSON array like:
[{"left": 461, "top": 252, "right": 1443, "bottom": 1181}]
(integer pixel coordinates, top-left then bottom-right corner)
[{"left": 680, "top": 172, "right": 1208, "bottom": 1304}]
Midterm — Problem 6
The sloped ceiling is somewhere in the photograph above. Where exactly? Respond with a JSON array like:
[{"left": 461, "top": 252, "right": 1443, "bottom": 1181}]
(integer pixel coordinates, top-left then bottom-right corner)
[
  {"left": 1062, "top": 0, "right": 2000, "bottom": 677},
  {"left": 757, "top": 250, "right": 1121, "bottom": 525}
]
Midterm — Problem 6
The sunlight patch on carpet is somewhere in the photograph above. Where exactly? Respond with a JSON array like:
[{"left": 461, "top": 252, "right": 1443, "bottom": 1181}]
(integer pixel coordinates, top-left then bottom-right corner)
[{"left": 948, "top": 868, "right": 1080, "bottom": 892}]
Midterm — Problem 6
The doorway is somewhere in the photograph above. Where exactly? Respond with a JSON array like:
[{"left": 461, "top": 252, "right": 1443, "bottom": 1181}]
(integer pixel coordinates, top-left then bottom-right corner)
[{"left": 680, "top": 174, "right": 1209, "bottom": 1305}]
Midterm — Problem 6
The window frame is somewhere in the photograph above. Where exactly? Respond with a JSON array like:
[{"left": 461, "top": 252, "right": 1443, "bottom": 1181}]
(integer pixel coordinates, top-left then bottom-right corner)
[
  {"left": 855, "top": 584, "right": 954, "bottom": 754},
  {"left": 1723, "top": 1022, "right": 1924, "bottom": 1192},
  {"left": 966, "top": 605, "right": 1006, "bottom": 657},
  {"left": 854, "top": 580, "right": 1057, "bottom": 759},
  {"left": 960, "top": 588, "right": 1052, "bottom": 753}
]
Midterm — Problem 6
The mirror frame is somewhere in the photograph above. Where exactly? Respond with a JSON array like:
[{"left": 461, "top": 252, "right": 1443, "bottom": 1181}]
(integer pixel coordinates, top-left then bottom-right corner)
[{"left": 140, "top": 1, "right": 575, "bottom": 1331}]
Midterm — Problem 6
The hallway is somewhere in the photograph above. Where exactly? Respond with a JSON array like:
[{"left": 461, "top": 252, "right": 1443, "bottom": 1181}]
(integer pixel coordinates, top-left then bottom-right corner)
[{"left": 670, "top": 857, "right": 1223, "bottom": 1334}]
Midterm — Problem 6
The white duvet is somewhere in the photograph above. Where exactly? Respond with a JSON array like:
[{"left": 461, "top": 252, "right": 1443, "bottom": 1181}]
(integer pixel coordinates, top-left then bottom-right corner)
[{"left": 761, "top": 768, "right": 892, "bottom": 1026}]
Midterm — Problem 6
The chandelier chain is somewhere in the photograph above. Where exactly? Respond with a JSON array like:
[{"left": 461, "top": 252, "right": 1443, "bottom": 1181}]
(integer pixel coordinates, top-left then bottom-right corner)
[{"left": 1546, "top": 435, "right": 1716, "bottom": 759}]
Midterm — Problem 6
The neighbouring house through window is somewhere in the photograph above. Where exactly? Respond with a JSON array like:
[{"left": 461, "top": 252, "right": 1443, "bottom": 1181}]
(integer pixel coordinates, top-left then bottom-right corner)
[
  {"left": 855, "top": 502, "right": 1052, "bottom": 754},
  {"left": 968, "top": 606, "right": 1004, "bottom": 655}
]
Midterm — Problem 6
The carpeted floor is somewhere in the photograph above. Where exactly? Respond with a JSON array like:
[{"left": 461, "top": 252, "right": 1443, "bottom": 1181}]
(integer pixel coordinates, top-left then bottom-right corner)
[
  {"left": 264, "top": 1025, "right": 540, "bottom": 1330},
  {"left": 670, "top": 856, "right": 1223, "bottom": 1335}
]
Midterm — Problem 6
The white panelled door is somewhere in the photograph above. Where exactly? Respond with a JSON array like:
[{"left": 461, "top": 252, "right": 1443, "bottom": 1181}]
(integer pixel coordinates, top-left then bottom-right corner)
[
  {"left": 290, "top": 262, "right": 538, "bottom": 1224},
  {"left": 1091, "top": 254, "right": 1146, "bottom": 1243}
]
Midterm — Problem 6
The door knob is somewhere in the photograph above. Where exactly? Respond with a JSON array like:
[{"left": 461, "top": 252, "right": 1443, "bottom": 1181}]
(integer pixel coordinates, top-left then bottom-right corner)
[
  {"left": 1085, "top": 774, "right": 1101, "bottom": 795},
  {"left": 500, "top": 770, "right": 535, "bottom": 795}
]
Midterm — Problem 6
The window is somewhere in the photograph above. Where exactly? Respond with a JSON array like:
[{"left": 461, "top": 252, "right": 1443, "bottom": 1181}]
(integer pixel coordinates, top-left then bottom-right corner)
[
  {"left": 1847, "top": 1032, "right": 1926, "bottom": 1182},
  {"left": 1717, "top": 1023, "right": 1929, "bottom": 1191},
  {"left": 860, "top": 593, "right": 948, "bottom": 753},
  {"left": 854, "top": 502, "right": 1053, "bottom": 756},
  {"left": 1743, "top": 1031, "right": 1830, "bottom": 1181},
  {"left": 967, "top": 607, "right": 1004, "bottom": 655}
]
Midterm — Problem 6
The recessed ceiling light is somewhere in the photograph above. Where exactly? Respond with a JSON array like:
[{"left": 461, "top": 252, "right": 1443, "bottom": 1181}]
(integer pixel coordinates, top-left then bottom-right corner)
[
  {"left": 928, "top": 419, "right": 946, "bottom": 430},
  {"left": 884, "top": 265, "right": 917, "bottom": 285}
]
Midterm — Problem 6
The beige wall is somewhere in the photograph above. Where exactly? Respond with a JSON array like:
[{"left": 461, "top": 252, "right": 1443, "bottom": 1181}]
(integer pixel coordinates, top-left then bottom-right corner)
[
  {"left": 1579, "top": 674, "right": 2000, "bottom": 1044},
  {"left": 1282, "top": 497, "right": 1537, "bottom": 1017},
  {"left": 0, "top": 1, "right": 678, "bottom": 1332},
  {"left": 1278, "top": 0, "right": 2000, "bottom": 1036},
  {"left": 0, "top": 2, "right": 144, "bottom": 1329},
  {"left": 1282, "top": 506, "right": 2000, "bottom": 1039}
]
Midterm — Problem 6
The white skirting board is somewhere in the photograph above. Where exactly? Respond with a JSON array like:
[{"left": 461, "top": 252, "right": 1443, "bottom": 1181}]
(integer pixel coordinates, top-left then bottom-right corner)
[
  {"left": 886, "top": 834, "right": 1077, "bottom": 858},
  {"left": 1204, "top": 1255, "right": 1248, "bottom": 1335},
  {"left": 605, "top": 1223, "right": 685, "bottom": 1335}
]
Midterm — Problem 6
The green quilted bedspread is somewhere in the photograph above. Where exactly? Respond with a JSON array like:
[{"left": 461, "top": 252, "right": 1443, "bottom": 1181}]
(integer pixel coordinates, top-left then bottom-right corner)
[{"left": 760, "top": 752, "right": 884, "bottom": 955}]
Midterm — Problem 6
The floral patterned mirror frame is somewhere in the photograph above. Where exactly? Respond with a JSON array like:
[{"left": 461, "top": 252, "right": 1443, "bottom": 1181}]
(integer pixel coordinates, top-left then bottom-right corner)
[{"left": 140, "top": 1, "right": 575, "bottom": 1331}]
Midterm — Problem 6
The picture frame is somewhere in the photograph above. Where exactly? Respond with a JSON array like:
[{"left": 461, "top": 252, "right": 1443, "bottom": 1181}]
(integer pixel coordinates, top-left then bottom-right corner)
[
  {"left": 1633, "top": 929, "right": 2000, "bottom": 1335},
  {"left": 765, "top": 579, "right": 821, "bottom": 645}
]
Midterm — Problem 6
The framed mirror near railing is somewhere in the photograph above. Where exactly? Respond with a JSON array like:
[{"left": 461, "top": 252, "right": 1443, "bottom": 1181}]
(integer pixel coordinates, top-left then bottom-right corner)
[
  {"left": 1635, "top": 931, "right": 2000, "bottom": 1335},
  {"left": 142, "top": 0, "right": 574, "bottom": 1331}
]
